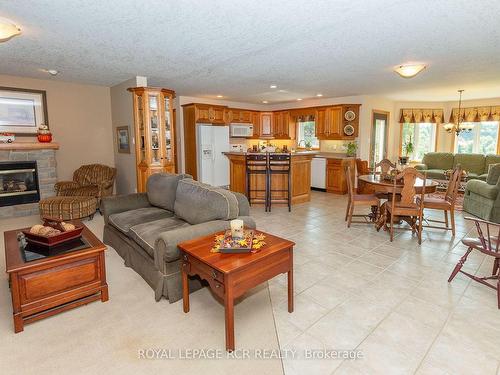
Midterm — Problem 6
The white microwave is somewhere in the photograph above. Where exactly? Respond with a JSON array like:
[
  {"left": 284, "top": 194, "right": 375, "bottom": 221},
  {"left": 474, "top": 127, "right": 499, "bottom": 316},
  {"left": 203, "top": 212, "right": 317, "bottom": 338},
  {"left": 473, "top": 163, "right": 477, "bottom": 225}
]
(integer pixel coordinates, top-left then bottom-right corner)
[{"left": 230, "top": 123, "right": 253, "bottom": 138}]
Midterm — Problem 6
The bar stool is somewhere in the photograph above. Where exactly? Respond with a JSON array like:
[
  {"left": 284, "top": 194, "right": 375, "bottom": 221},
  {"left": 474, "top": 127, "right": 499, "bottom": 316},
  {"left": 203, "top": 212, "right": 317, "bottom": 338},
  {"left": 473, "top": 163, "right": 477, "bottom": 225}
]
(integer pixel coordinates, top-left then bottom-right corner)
[
  {"left": 245, "top": 153, "right": 270, "bottom": 211},
  {"left": 268, "top": 153, "right": 292, "bottom": 212}
]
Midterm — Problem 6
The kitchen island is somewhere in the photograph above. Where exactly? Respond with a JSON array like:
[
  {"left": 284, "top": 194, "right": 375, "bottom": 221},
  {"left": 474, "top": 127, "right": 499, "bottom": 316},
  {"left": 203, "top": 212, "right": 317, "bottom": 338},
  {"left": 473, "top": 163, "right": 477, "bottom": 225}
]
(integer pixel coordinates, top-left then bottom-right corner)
[{"left": 223, "top": 151, "right": 317, "bottom": 205}]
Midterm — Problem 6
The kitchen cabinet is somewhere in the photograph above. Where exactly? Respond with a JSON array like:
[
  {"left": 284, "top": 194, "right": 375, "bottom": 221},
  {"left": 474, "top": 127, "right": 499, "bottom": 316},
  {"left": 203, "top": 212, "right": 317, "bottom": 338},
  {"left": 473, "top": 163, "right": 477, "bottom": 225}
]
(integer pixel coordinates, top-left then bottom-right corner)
[
  {"left": 194, "top": 104, "right": 226, "bottom": 125},
  {"left": 128, "top": 87, "right": 177, "bottom": 192},
  {"left": 326, "top": 158, "right": 355, "bottom": 194},
  {"left": 315, "top": 106, "right": 342, "bottom": 140},
  {"left": 251, "top": 111, "right": 261, "bottom": 138},
  {"left": 260, "top": 112, "right": 273, "bottom": 137},
  {"left": 273, "top": 111, "right": 294, "bottom": 139},
  {"left": 226, "top": 108, "right": 252, "bottom": 124}
]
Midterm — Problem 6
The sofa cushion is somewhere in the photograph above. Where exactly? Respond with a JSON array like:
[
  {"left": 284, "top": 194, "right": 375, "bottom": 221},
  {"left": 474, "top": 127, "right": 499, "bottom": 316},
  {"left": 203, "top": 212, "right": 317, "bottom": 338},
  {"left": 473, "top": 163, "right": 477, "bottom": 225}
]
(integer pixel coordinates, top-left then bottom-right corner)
[
  {"left": 466, "top": 180, "right": 499, "bottom": 199},
  {"left": 174, "top": 179, "right": 239, "bottom": 225},
  {"left": 486, "top": 164, "right": 500, "bottom": 185},
  {"left": 422, "top": 153, "right": 454, "bottom": 171},
  {"left": 423, "top": 169, "right": 446, "bottom": 180},
  {"left": 485, "top": 155, "right": 500, "bottom": 174},
  {"left": 454, "top": 153, "right": 485, "bottom": 175},
  {"left": 109, "top": 207, "right": 174, "bottom": 234},
  {"left": 129, "top": 217, "right": 190, "bottom": 258},
  {"left": 146, "top": 173, "right": 191, "bottom": 211},
  {"left": 478, "top": 174, "right": 488, "bottom": 181}
]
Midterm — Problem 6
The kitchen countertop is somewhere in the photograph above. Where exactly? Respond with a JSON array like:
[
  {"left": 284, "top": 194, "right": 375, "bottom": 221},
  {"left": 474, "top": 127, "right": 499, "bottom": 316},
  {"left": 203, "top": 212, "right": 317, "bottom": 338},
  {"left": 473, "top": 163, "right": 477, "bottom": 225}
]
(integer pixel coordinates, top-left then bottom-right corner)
[
  {"left": 223, "top": 151, "right": 352, "bottom": 159},
  {"left": 223, "top": 151, "right": 318, "bottom": 156}
]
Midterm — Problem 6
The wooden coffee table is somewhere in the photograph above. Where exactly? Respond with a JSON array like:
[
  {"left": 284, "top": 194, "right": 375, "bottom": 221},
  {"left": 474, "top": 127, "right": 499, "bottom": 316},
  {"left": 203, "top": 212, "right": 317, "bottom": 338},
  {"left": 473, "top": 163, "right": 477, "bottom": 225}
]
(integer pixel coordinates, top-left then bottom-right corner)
[
  {"left": 178, "top": 231, "right": 294, "bottom": 351},
  {"left": 4, "top": 221, "right": 108, "bottom": 333}
]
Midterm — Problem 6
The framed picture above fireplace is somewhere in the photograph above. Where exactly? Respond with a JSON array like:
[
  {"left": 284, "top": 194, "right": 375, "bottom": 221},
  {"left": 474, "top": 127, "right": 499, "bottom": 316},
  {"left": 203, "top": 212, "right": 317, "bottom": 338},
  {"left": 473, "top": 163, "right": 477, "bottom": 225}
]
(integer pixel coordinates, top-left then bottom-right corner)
[{"left": 0, "top": 87, "right": 49, "bottom": 134}]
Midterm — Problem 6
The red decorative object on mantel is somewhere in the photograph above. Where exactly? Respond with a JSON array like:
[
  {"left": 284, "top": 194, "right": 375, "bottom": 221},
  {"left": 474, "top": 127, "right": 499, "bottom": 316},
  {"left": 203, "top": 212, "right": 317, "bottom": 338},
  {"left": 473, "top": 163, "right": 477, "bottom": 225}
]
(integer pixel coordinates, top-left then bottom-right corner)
[{"left": 37, "top": 133, "right": 52, "bottom": 143}]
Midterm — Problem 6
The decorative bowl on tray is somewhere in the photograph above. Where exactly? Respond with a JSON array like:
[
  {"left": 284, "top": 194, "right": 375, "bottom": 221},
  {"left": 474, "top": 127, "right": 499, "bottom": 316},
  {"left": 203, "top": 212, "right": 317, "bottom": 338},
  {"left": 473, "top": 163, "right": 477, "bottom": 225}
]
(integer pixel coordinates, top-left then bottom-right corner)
[
  {"left": 211, "top": 230, "right": 267, "bottom": 254},
  {"left": 22, "top": 217, "right": 83, "bottom": 247}
]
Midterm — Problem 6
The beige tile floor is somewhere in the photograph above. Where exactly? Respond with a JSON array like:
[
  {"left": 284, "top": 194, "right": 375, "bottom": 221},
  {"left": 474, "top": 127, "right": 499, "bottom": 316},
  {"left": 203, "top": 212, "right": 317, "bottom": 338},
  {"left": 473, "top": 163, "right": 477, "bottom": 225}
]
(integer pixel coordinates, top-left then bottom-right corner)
[
  {"left": 1, "top": 190, "right": 499, "bottom": 375},
  {"left": 252, "top": 191, "right": 500, "bottom": 375}
]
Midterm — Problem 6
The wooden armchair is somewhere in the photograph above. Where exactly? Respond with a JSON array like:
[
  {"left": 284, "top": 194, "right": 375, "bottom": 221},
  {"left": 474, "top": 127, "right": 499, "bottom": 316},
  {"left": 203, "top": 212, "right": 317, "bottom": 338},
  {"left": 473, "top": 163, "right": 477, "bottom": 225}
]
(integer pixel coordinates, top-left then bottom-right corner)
[
  {"left": 384, "top": 167, "right": 426, "bottom": 244},
  {"left": 448, "top": 217, "right": 500, "bottom": 308},
  {"left": 355, "top": 159, "right": 373, "bottom": 194},
  {"left": 375, "top": 159, "right": 396, "bottom": 176},
  {"left": 345, "top": 166, "right": 380, "bottom": 227},
  {"left": 55, "top": 164, "right": 117, "bottom": 202}
]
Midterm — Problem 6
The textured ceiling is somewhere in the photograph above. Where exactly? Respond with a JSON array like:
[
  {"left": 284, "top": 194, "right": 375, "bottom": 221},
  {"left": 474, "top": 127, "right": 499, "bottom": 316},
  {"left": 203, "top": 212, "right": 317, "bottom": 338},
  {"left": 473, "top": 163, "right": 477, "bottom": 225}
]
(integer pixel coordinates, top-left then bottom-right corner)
[{"left": 1, "top": 0, "right": 500, "bottom": 103}]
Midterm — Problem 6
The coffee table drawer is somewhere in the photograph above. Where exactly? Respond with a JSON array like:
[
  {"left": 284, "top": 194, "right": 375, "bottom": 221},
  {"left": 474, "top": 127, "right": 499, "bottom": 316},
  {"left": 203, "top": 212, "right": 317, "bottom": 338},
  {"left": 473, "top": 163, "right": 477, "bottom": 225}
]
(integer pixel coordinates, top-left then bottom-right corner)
[{"left": 18, "top": 256, "right": 101, "bottom": 304}]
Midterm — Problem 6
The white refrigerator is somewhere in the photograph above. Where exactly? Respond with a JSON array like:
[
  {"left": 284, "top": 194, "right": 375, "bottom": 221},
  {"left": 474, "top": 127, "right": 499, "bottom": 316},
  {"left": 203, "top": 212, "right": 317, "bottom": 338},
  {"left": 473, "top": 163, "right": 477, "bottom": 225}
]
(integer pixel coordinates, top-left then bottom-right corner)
[{"left": 196, "top": 124, "right": 230, "bottom": 187}]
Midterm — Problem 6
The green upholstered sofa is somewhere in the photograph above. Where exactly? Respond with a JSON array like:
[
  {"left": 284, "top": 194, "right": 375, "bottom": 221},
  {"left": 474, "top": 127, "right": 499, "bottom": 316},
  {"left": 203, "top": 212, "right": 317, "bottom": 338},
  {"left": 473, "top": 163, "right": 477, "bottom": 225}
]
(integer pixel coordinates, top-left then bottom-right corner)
[
  {"left": 102, "top": 173, "right": 255, "bottom": 302},
  {"left": 463, "top": 164, "right": 500, "bottom": 223},
  {"left": 415, "top": 152, "right": 500, "bottom": 181}
]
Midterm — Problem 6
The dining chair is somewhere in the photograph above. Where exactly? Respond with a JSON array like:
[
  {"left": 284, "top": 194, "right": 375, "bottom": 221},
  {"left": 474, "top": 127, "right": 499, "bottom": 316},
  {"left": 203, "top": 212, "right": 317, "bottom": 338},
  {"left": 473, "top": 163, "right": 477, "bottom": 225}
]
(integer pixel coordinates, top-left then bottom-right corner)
[
  {"left": 344, "top": 166, "right": 380, "bottom": 227},
  {"left": 375, "top": 159, "right": 396, "bottom": 176},
  {"left": 355, "top": 158, "right": 373, "bottom": 194},
  {"left": 420, "top": 166, "right": 462, "bottom": 236},
  {"left": 384, "top": 167, "right": 426, "bottom": 244},
  {"left": 448, "top": 217, "right": 500, "bottom": 308}
]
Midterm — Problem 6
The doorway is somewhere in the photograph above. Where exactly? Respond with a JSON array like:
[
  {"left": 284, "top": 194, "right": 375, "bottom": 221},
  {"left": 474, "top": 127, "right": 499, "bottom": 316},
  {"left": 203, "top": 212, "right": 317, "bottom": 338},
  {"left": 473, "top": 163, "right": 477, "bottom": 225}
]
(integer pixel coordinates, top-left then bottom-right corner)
[{"left": 370, "top": 110, "right": 390, "bottom": 169}]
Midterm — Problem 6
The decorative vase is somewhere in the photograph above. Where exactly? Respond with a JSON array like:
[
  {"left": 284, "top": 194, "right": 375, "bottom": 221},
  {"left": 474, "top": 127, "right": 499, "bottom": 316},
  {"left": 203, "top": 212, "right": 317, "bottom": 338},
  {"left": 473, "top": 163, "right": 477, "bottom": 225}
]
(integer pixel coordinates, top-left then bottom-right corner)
[{"left": 37, "top": 133, "right": 52, "bottom": 143}]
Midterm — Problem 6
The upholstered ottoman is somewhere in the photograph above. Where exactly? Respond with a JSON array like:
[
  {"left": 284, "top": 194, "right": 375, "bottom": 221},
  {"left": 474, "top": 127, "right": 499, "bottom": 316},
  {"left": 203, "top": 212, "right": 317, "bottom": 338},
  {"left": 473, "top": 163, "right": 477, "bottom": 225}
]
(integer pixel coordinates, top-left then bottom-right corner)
[{"left": 39, "top": 196, "right": 97, "bottom": 220}]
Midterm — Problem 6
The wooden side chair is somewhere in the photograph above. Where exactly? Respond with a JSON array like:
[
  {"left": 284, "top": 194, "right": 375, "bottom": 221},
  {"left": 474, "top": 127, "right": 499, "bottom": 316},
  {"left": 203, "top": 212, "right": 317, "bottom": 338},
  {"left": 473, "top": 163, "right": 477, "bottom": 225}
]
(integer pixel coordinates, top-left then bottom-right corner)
[
  {"left": 355, "top": 158, "right": 373, "bottom": 194},
  {"left": 448, "top": 217, "right": 500, "bottom": 309},
  {"left": 420, "top": 166, "right": 462, "bottom": 236},
  {"left": 384, "top": 167, "right": 426, "bottom": 244},
  {"left": 375, "top": 159, "right": 396, "bottom": 176},
  {"left": 344, "top": 166, "right": 380, "bottom": 227}
]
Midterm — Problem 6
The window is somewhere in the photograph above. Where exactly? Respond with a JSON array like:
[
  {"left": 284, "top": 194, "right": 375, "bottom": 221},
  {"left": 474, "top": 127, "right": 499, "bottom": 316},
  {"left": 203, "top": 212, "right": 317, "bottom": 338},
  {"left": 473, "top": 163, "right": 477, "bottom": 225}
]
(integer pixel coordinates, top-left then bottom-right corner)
[
  {"left": 297, "top": 121, "right": 319, "bottom": 148},
  {"left": 456, "top": 121, "right": 499, "bottom": 154},
  {"left": 400, "top": 123, "right": 436, "bottom": 161}
]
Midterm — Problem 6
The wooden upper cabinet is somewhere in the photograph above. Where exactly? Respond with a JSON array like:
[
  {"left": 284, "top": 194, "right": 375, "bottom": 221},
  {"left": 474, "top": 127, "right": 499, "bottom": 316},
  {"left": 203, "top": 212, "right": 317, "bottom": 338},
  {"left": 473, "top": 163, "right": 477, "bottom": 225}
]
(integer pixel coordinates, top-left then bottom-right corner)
[
  {"left": 272, "top": 111, "right": 293, "bottom": 139},
  {"left": 194, "top": 104, "right": 226, "bottom": 124},
  {"left": 315, "top": 107, "right": 327, "bottom": 139},
  {"left": 226, "top": 108, "right": 252, "bottom": 124},
  {"left": 326, "top": 107, "right": 342, "bottom": 138},
  {"left": 260, "top": 112, "right": 273, "bottom": 137},
  {"left": 251, "top": 111, "right": 261, "bottom": 138}
]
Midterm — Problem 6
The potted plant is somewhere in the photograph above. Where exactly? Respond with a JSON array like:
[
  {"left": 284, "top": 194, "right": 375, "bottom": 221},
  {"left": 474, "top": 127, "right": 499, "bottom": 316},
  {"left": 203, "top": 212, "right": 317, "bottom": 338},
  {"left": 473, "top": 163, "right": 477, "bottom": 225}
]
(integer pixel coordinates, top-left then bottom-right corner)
[
  {"left": 346, "top": 141, "right": 357, "bottom": 157},
  {"left": 305, "top": 140, "right": 312, "bottom": 150},
  {"left": 400, "top": 136, "right": 414, "bottom": 165}
]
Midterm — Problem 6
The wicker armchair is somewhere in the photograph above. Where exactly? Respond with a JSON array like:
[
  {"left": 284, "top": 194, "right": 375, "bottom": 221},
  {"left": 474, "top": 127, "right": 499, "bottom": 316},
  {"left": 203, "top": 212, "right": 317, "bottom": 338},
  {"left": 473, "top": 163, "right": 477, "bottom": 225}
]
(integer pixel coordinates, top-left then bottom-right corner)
[{"left": 55, "top": 164, "right": 116, "bottom": 202}]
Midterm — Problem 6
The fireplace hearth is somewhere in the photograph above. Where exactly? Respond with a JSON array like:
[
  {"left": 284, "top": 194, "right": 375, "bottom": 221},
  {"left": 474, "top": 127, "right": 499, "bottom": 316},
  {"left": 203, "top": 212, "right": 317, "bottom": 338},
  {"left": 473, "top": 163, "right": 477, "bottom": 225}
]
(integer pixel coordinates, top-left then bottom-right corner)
[{"left": 0, "top": 161, "right": 40, "bottom": 207}]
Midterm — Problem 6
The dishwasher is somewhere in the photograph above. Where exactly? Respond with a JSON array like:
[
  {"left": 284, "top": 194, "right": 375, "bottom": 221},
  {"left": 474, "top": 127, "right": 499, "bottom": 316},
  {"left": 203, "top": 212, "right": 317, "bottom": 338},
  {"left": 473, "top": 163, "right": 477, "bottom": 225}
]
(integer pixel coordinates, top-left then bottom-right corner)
[{"left": 311, "top": 157, "right": 327, "bottom": 190}]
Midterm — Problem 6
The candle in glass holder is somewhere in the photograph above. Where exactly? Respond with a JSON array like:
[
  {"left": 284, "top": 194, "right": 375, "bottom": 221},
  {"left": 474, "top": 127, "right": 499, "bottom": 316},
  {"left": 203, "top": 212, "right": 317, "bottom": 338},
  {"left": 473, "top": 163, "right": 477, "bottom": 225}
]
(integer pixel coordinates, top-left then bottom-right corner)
[{"left": 230, "top": 219, "right": 244, "bottom": 239}]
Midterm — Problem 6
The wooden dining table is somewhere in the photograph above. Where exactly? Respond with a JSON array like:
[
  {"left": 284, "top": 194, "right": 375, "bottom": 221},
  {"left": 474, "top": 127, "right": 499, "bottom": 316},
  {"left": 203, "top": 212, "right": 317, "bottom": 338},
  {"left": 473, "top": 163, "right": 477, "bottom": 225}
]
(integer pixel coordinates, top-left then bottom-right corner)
[{"left": 358, "top": 174, "right": 439, "bottom": 230}]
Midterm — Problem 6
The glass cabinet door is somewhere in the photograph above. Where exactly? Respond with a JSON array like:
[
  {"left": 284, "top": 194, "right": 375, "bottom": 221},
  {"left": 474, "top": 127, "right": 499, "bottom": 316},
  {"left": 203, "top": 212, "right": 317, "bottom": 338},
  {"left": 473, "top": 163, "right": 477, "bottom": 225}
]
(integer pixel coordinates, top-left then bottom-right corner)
[
  {"left": 137, "top": 94, "right": 146, "bottom": 163},
  {"left": 163, "top": 95, "right": 173, "bottom": 164},
  {"left": 148, "top": 94, "right": 161, "bottom": 165}
]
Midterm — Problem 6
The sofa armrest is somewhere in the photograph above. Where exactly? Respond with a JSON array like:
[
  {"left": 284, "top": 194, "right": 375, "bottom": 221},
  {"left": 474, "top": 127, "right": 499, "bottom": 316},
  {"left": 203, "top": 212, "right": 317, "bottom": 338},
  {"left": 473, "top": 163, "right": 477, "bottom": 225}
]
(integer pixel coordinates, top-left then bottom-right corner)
[
  {"left": 101, "top": 193, "right": 150, "bottom": 224},
  {"left": 54, "top": 181, "right": 80, "bottom": 194},
  {"left": 154, "top": 216, "right": 257, "bottom": 270},
  {"left": 465, "top": 180, "right": 499, "bottom": 200},
  {"left": 414, "top": 164, "right": 428, "bottom": 171},
  {"left": 233, "top": 192, "right": 250, "bottom": 216},
  {"left": 59, "top": 185, "right": 100, "bottom": 197}
]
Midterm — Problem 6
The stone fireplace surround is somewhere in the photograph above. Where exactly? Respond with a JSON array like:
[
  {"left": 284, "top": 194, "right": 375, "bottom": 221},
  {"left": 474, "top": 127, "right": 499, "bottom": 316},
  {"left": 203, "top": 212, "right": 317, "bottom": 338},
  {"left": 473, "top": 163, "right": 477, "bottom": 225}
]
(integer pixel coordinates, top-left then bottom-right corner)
[{"left": 0, "top": 143, "right": 58, "bottom": 219}]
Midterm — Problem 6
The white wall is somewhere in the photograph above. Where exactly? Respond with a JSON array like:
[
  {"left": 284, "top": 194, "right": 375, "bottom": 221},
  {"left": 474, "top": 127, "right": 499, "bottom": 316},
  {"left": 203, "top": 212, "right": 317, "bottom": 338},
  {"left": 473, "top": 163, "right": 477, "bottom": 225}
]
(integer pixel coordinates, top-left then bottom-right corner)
[{"left": 110, "top": 76, "right": 147, "bottom": 194}]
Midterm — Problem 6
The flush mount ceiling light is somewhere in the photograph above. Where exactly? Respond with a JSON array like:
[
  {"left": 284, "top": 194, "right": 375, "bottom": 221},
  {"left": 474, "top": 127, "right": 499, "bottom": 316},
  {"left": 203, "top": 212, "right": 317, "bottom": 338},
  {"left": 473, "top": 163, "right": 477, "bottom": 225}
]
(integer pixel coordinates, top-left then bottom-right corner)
[
  {"left": 296, "top": 98, "right": 302, "bottom": 101},
  {"left": 270, "top": 85, "right": 277, "bottom": 89},
  {"left": 216, "top": 95, "right": 223, "bottom": 98},
  {"left": 394, "top": 63, "right": 427, "bottom": 78},
  {"left": 262, "top": 100, "right": 268, "bottom": 104},
  {"left": 316, "top": 94, "right": 323, "bottom": 97},
  {"left": 40, "top": 68, "right": 59, "bottom": 76},
  {"left": 0, "top": 17, "right": 21, "bottom": 42}
]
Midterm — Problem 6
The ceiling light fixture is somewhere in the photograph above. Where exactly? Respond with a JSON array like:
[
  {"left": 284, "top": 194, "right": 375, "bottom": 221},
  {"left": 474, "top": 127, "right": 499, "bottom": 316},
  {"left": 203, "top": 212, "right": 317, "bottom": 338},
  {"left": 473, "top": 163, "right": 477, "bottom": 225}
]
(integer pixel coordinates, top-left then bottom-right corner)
[
  {"left": 270, "top": 85, "right": 277, "bottom": 89},
  {"left": 316, "top": 94, "right": 323, "bottom": 97},
  {"left": 47, "top": 69, "right": 59, "bottom": 76},
  {"left": 0, "top": 17, "right": 21, "bottom": 42},
  {"left": 394, "top": 63, "right": 427, "bottom": 78},
  {"left": 297, "top": 98, "right": 302, "bottom": 101},
  {"left": 216, "top": 95, "right": 223, "bottom": 98},
  {"left": 443, "top": 89, "right": 474, "bottom": 135},
  {"left": 262, "top": 100, "right": 268, "bottom": 104}
]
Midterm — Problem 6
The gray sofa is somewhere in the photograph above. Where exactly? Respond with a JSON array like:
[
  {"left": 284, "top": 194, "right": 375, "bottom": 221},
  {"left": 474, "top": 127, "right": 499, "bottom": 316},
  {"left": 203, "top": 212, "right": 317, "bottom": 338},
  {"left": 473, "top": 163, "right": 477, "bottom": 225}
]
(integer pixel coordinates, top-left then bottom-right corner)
[{"left": 101, "top": 173, "right": 255, "bottom": 303}]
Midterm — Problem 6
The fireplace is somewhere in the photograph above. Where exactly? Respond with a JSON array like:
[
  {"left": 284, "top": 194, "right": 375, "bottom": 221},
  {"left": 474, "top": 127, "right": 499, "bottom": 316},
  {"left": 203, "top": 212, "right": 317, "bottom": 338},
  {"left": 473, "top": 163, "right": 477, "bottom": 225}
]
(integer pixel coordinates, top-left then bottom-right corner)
[{"left": 0, "top": 161, "right": 40, "bottom": 207}]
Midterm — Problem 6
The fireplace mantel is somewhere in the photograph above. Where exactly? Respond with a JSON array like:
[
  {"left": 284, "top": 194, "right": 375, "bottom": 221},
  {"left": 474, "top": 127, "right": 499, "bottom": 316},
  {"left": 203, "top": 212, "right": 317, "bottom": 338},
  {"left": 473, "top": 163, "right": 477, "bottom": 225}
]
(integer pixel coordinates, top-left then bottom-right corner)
[{"left": 0, "top": 142, "right": 59, "bottom": 151}]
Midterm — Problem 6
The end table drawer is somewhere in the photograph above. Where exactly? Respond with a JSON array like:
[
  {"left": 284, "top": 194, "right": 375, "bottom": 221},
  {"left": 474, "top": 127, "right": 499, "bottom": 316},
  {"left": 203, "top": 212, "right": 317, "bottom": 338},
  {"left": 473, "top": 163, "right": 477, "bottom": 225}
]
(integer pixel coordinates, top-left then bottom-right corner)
[
  {"left": 182, "top": 254, "right": 224, "bottom": 284},
  {"left": 19, "top": 257, "right": 100, "bottom": 304}
]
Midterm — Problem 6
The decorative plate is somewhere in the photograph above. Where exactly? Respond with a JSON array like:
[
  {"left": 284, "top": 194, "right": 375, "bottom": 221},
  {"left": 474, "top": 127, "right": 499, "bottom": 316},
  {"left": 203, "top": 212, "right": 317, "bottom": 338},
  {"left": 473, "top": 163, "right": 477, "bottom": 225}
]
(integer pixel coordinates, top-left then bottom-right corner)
[
  {"left": 344, "top": 110, "right": 356, "bottom": 121},
  {"left": 343, "top": 124, "right": 355, "bottom": 136}
]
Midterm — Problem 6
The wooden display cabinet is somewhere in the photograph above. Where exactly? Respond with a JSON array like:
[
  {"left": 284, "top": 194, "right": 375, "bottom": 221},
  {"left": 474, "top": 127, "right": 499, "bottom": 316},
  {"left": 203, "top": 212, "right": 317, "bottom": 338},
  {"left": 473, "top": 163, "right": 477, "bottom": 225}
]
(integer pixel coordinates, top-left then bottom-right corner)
[{"left": 128, "top": 87, "right": 177, "bottom": 192}]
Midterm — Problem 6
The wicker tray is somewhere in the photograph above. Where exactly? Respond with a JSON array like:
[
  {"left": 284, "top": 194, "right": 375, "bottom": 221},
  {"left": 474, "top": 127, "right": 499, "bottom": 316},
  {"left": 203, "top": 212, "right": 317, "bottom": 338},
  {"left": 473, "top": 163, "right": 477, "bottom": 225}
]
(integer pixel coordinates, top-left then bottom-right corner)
[{"left": 22, "top": 217, "right": 84, "bottom": 247}]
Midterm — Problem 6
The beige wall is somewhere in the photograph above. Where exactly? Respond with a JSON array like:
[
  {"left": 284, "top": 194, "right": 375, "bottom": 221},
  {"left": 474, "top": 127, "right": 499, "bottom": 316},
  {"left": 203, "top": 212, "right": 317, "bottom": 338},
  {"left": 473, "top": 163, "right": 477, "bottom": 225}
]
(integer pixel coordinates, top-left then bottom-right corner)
[
  {"left": 110, "top": 76, "right": 147, "bottom": 194},
  {"left": 0, "top": 75, "right": 115, "bottom": 181}
]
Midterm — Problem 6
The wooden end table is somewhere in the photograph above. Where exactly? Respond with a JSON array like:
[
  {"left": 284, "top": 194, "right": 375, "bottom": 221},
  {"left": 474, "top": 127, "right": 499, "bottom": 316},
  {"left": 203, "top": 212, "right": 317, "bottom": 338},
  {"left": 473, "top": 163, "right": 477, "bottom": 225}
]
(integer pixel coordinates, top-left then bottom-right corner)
[
  {"left": 4, "top": 221, "right": 108, "bottom": 333},
  {"left": 178, "top": 231, "right": 294, "bottom": 351}
]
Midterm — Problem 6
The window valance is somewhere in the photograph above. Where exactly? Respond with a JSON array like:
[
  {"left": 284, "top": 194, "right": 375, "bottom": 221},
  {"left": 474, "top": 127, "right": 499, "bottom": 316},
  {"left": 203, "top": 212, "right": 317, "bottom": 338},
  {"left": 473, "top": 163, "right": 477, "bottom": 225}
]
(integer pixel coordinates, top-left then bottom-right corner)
[
  {"left": 449, "top": 106, "right": 500, "bottom": 123},
  {"left": 399, "top": 108, "right": 445, "bottom": 124}
]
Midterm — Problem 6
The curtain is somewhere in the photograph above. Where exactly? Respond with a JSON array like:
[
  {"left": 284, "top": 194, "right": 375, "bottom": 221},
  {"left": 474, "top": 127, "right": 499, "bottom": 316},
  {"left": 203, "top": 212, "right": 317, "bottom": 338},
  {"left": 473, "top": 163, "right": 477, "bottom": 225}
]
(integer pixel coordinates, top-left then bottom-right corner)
[
  {"left": 449, "top": 105, "right": 500, "bottom": 123},
  {"left": 399, "top": 108, "right": 445, "bottom": 124}
]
